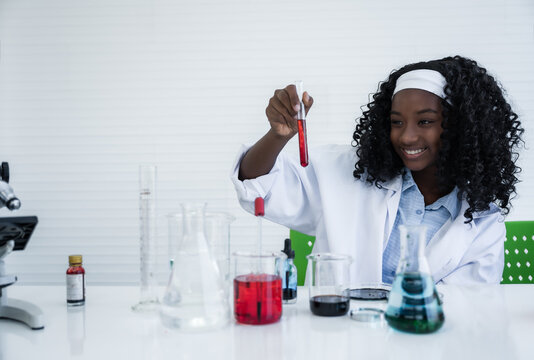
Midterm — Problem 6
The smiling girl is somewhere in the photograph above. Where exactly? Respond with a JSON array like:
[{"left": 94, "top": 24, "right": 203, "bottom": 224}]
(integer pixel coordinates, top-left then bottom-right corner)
[{"left": 231, "top": 56, "right": 524, "bottom": 285}]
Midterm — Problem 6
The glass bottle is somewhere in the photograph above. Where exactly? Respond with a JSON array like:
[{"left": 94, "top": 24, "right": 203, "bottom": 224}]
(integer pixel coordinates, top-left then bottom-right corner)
[
  {"left": 66, "top": 255, "right": 85, "bottom": 306},
  {"left": 281, "top": 238, "right": 297, "bottom": 304},
  {"left": 160, "top": 202, "right": 230, "bottom": 330},
  {"left": 385, "top": 225, "right": 445, "bottom": 333}
]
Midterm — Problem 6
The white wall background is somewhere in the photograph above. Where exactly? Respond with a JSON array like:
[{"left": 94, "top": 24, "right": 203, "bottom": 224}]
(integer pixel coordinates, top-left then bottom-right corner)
[{"left": 1, "top": 0, "right": 533, "bottom": 284}]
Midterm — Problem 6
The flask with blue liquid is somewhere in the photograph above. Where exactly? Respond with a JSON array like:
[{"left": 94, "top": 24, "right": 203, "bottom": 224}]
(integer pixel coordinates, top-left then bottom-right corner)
[{"left": 385, "top": 225, "right": 444, "bottom": 333}]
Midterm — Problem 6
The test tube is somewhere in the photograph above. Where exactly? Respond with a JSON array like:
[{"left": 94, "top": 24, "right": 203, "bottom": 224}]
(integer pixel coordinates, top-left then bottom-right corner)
[
  {"left": 295, "top": 81, "right": 309, "bottom": 167},
  {"left": 254, "top": 197, "right": 264, "bottom": 273}
]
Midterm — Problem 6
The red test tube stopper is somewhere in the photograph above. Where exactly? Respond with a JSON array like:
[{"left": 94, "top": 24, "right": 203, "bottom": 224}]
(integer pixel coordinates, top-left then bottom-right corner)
[{"left": 254, "top": 197, "right": 264, "bottom": 216}]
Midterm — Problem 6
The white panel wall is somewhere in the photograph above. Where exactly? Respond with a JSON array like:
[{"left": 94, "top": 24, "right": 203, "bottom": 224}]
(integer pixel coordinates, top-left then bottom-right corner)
[{"left": 1, "top": 0, "right": 533, "bottom": 284}]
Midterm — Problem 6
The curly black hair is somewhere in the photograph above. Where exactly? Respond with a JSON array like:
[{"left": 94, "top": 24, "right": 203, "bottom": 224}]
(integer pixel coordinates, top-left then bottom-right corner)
[{"left": 352, "top": 55, "right": 524, "bottom": 223}]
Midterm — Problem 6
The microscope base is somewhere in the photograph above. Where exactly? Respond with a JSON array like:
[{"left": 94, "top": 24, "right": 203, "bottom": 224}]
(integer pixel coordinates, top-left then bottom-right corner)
[{"left": 0, "top": 297, "right": 45, "bottom": 330}]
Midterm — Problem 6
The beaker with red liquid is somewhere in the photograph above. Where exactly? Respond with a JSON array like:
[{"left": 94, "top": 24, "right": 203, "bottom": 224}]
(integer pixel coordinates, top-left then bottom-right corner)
[{"left": 233, "top": 251, "right": 286, "bottom": 325}]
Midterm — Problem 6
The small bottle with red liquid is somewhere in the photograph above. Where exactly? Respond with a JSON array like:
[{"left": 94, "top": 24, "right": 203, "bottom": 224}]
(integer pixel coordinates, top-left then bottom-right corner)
[{"left": 66, "top": 255, "right": 85, "bottom": 306}]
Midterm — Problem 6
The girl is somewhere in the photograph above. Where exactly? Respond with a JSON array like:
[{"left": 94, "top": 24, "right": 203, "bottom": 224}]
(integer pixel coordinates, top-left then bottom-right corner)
[{"left": 231, "top": 55, "right": 524, "bottom": 285}]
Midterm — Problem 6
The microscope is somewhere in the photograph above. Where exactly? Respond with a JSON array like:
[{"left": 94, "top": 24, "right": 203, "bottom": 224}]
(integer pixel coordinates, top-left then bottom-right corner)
[{"left": 0, "top": 162, "right": 42, "bottom": 329}]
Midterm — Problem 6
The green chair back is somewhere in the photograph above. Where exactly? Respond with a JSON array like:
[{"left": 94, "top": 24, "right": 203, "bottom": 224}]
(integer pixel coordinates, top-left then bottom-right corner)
[
  {"left": 291, "top": 221, "right": 534, "bottom": 285},
  {"left": 502, "top": 221, "right": 534, "bottom": 284},
  {"left": 289, "top": 230, "right": 316, "bottom": 286}
]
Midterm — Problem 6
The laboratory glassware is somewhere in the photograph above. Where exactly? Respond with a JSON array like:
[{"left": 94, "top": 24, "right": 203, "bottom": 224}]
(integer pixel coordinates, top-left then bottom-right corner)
[
  {"left": 385, "top": 225, "right": 445, "bottom": 334},
  {"left": 295, "top": 80, "right": 308, "bottom": 167},
  {"left": 233, "top": 251, "right": 286, "bottom": 325},
  {"left": 306, "top": 253, "right": 352, "bottom": 316},
  {"left": 350, "top": 283, "right": 391, "bottom": 300},
  {"left": 167, "top": 210, "right": 235, "bottom": 286},
  {"left": 255, "top": 197, "right": 264, "bottom": 257},
  {"left": 349, "top": 307, "right": 386, "bottom": 326},
  {"left": 160, "top": 202, "right": 230, "bottom": 330},
  {"left": 132, "top": 164, "right": 159, "bottom": 312},
  {"left": 205, "top": 211, "right": 236, "bottom": 287}
]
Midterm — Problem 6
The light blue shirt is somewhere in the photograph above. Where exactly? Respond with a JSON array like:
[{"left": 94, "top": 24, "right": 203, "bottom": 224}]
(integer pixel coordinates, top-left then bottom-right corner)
[{"left": 382, "top": 169, "right": 461, "bottom": 284}]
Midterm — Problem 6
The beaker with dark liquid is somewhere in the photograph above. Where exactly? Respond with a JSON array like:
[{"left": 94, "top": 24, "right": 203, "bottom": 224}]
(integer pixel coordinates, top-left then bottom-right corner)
[
  {"left": 306, "top": 253, "right": 352, "bottom": 316},
  {"left": 385, "top": 225, "right": 444, "bottom": 334},
  {"left": 233, "top": 251, "right": 286, "bottom": 325}
]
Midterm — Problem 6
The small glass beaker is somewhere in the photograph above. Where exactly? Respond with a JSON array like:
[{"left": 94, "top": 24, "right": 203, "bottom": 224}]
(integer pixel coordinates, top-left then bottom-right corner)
[
  {"left": 233, "top": 251, "right": 286, "bottom": 325},
  {"left": 385, "top": 225, "right": 445, "bottom": 334},
  {"left": 306, "top": 253, "right": 352, "bottom": 316}
]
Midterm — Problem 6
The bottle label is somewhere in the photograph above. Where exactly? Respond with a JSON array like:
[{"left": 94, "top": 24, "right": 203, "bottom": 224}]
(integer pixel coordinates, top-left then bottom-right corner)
[{"left": 66, "top": 274, "right": 85, "bottom": 301}]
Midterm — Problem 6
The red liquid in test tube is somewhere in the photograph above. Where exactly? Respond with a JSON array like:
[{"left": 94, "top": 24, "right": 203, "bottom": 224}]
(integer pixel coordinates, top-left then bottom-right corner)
[
  {"left": 295, "top": 81, "right": 309, "bottom": 167},
  {"left": 298, "top": 119, "right": 308, "bottom": 167}
]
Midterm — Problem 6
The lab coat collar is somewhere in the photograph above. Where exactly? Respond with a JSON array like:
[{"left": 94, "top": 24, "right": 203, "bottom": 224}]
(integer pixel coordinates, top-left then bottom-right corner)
[
  {"left": 378, "top": 174, "right": 403, "bottom": 193},
  {"left": 385, "top": 169, "right": 463, "bottom": 220},
  {"left": 426, "top": 200, "right": 473, "bottom": 280}
]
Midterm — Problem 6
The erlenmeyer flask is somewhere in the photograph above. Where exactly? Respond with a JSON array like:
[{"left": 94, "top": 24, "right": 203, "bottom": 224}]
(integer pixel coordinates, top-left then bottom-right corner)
[
  {"left": 167, "top": 211, "right": 235, "bottom": 291},
  {"left": 385, "top": 225, "right": 444, "bottom": 333},
  {"left": 160, "top": 203, "right": 230, "bottom": 330}
]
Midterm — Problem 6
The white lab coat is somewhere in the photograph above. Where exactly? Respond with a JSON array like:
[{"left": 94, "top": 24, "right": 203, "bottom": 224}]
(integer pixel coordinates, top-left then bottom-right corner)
[{"left": 231, "top": 144, "right": 505, "bottom": 285}]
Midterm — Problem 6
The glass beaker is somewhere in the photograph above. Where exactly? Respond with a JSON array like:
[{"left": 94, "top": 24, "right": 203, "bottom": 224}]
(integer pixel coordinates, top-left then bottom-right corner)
[
  {"left": 385, "top": 225, "right": 445, "bottom": 334},
  {"left": 233, "top": 251, "right": 286, "bottom": 325},
  {"left": 159, "top": 203, "right": 230, "bottom": 331},
  {"left": 205, "top": 212, "right": 235, "bottom": 286},
  {"left": 306, "top": 253, "right": 352, "bottom": 316}
]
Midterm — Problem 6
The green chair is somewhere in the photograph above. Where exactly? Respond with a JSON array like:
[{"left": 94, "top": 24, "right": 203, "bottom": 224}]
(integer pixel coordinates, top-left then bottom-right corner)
[
  {"left": 291, "top": 221, "right": 534, "bottom": 285},
  {"left": 501, "top": 221, "right": 534, "bottom": 284},
  {"left": 289, "top": 230, "right": 316, "bottom": 286}
]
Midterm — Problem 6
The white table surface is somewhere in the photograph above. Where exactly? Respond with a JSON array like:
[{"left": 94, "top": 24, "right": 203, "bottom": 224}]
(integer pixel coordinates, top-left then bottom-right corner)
[{"left": 0, "top": 284, "right": 533, "bottom": 360}]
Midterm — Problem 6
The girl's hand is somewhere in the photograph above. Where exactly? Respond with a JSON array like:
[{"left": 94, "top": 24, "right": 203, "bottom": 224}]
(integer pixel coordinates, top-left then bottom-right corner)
[{"left": 266, "top": 84, "right": 314, "bottom": 140}]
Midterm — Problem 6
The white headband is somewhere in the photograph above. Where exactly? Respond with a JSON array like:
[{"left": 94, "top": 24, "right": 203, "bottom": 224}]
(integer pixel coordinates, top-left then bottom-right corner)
[{"left": 392, "top": 69, "right": 448, "bottom": 100}]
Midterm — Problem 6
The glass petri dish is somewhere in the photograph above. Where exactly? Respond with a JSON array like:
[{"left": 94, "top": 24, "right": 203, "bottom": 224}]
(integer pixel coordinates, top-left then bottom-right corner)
[
  {"left": 350, "top": 283, "right": 391, "bottom": 300},
  {"left": 349, "top": 307, "right": 386, "bottom": 327}
]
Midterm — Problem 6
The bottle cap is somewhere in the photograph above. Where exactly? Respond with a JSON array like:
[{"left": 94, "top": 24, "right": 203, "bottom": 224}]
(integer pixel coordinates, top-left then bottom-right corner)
[
  {"left": 69, "top": 255, "right": 83, "bottom": 265},
  {"left": 282, "top": 238, "right": 295, "bottom": 259},
  {"left": 254, "top": 197, "right": 264, "bottom": 216}
]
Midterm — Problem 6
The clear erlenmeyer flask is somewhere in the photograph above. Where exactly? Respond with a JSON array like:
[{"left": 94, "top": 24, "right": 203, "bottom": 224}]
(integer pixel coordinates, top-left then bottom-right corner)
[
  {"left": 160, "top": 203, "right": 230, "bottom": 330},
  {"left": 385, "top": 225, "right": 444, "bottom": 333},
  {"left": 167, "top": 211, "right": 235, "bottom": 291}
]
